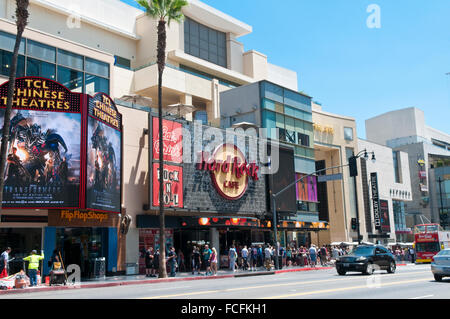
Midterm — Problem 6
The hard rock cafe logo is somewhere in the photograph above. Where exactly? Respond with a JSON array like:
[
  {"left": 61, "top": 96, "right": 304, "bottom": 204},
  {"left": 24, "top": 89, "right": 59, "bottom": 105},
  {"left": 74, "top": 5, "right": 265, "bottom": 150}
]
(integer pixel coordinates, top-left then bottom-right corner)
[{"left": 196, "top": 144, "right": 259, "bottom": 200}]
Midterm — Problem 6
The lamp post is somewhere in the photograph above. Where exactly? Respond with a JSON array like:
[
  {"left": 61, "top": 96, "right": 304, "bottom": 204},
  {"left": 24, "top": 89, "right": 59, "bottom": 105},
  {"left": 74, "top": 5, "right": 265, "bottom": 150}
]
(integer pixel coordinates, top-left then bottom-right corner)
[{"left": 349, "top": 149, "right": 376, "bottom": 245}]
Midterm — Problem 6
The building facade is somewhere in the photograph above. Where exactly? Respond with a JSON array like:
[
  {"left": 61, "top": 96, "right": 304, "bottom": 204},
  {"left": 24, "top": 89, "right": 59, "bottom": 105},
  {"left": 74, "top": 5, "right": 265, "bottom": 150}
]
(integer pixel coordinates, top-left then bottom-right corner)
[
  {"left": 365, "top": 107, "right": 450, "bottom": 231},
  {"left": 358, "top": 139, "right": 413, "bottom": 244},
  {"left": 0, "top": 0, "right": 306, "bottom": 275}
]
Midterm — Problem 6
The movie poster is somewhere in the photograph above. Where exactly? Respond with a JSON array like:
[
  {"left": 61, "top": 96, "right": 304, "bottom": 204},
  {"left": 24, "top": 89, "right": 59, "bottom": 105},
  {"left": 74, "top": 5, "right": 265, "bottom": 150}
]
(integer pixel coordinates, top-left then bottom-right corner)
[
  {"left": 0, "top": 78, "right": 82, "bottom": 208},
  {"left": 86, "top": 93, "right": 122, "bottom": 213}
]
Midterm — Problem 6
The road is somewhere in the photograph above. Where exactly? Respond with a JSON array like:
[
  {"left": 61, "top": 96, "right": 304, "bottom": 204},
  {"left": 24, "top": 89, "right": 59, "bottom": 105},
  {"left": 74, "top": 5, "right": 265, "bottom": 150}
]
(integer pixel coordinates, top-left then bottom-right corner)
[{"left": 1, "top": 264, "right": 448, "bottom": 300}]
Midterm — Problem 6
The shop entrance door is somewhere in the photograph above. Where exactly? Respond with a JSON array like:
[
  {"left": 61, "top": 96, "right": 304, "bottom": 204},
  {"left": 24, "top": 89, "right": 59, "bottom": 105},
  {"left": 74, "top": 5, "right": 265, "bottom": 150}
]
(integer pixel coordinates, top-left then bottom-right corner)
[{"left": 56, "top": 228, "right": 106, "bottom": 279}]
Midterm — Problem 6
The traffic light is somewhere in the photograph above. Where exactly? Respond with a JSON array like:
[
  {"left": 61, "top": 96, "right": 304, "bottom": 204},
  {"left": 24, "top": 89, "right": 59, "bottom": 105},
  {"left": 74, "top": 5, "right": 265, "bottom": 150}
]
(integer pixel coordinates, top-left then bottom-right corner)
[
  {"left": 349, "top": 156, "right": 358, "bottom": 177},
  {"left": 351, "top": 218, "right": 357, "bottom": 230}
]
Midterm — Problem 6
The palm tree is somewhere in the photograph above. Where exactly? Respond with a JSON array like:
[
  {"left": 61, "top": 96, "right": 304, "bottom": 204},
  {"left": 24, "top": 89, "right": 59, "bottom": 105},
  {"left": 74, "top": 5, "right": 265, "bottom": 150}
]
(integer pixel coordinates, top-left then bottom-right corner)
[
  {"left": 0, "top": 0, "right": 29, "bottom": 212},
  {"left": 137, "top": 0, "right": 188, "bottom": 278}
]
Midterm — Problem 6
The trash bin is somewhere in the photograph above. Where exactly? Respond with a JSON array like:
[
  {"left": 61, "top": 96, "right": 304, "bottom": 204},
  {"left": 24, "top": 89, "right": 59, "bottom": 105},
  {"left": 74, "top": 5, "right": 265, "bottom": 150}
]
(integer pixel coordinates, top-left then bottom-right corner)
[{"left": 93, "top": 257, "right": 106, "bottom": 279}]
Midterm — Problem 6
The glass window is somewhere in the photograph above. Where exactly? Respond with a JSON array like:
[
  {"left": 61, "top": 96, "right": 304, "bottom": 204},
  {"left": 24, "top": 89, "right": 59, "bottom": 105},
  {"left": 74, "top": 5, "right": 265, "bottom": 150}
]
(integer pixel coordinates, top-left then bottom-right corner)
[
  {"left": 285, "top": 105, "right": 296, "bottom": 117},
  {"left": 0, "top": 31, "right": 25, "bottom": 54},
  {"left": 295, "top": 146, "right": 305, "bottom": 157},
  {"left": 262, "top": 82, "right": 283, "bottom": 103},
  {"left": 275, "top": 102, "right": 284, "bottom": 113},
  {"left": 263, "top": 99, "right": 276, "bottom": 111},
  {"left": 26, "top": 57, "right": 56, "bottom": 80},
  {"left": 298, "top": 133, "right": 310, "bottom": 147},
  {"left": 58, "top": 66, "right": 83, "bottom": 92},
  {"left": 285, "top": 130, "right": 296, "bottom": 144},
  {"left": 58, "top": 49, "right": 83, "bottom": 70},
  {"left": 184, "top": 18, "right": 226, "bottom": 68},
  {"left": 194, "top": 110, "right": 208, "bottom": 125},
  {"left": 262, "top": 110, "right": 276, "bottom": 139},
  {"left": 114, "top": 56, "right": 131, "bottom": 70},
  {"left": 85, "top": 57, "right": 109, "bottom": 78},
  {"left": 303, "top": 112, "right": 313, "bottom": 122},
  {"left": 27, "top": 40, "right": 55, "bottom": 63},
  {"left": 285, "top": 117, "right": 295, "bottom": 131},
  {"left": 305, "top": 148, "right": 314, "bottom": 158},
  {"left": 304, "top": 122, "right": 313, "bottom": 134},
  {"left": 275, "top": 113, "right": 284, "bottom": 129},
  {"left": 393, "top": 151, "right": 401, "bottom": 183},
  {"left": 0, "top": 50, "right": 25, "bottom": 77},
  {"left": 284, "top": 89, "right": 311, "bottom": 110},
  {"left": 295, "top": 120, "right": 304, "bottom": 134},
  {"left": 344, "top": 127, "right": 354, "bottom": 141},
  {"left": 85, "top": 73, "right": 109, "bottom": 95}
]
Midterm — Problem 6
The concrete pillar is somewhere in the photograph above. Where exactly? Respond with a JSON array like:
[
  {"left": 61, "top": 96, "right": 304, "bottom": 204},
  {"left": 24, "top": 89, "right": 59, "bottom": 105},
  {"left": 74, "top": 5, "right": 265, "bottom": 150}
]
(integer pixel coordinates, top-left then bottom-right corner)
[
  {"left": 210, "top": 227, "right": 220, "bottom": 268},
  {"left": 181, "top": 94, "right": 193, "bottom": 121}
]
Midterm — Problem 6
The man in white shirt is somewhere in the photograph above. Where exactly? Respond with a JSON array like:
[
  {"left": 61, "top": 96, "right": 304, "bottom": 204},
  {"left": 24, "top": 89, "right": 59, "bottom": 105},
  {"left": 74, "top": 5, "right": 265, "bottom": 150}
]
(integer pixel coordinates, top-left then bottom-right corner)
[
  {"left": 241, "top": 246, "right": 248, "bottom": 270},
  {"left": 0, "top": 247, "right": 11, "bottom": 277}
]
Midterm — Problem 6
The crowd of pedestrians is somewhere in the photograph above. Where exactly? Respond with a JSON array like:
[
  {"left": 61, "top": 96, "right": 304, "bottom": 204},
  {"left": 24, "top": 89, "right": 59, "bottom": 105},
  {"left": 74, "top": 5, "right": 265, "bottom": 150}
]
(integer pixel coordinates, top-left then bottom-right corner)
[{"left": 141, "top": 242, "right": 415, "bottom": 278}]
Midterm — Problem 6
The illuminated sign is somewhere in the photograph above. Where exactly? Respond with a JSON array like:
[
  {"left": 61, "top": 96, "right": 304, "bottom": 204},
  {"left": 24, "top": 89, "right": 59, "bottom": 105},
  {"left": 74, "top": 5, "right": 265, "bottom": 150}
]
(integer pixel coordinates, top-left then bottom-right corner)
[{"left": 196, "top": 144, "right": 259, "bottom": 200}]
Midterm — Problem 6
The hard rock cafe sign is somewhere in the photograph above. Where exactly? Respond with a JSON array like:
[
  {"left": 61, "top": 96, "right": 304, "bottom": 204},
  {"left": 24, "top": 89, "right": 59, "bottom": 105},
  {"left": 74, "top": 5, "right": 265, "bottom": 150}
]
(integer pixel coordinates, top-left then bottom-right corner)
[{"left": 196, "top": 144, "right": 259, "bottom": 200}]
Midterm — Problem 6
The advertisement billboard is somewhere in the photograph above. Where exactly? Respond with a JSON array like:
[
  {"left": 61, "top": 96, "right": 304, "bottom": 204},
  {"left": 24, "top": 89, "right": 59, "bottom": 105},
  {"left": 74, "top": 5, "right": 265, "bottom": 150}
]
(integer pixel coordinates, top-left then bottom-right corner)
[
  {"left": 270, "top": 147, "right": 296, "bottom": 213},
  {"left": 86, "top": 93, "right": 122, "bottom": 213},
  {"left": 152, "top": 117, "right": 182, "bottom": 164},
  {"left": 370, "top": 172, "right": 381, "bottom": 231},
  {"left": 379, "top": 199, "right": 390, "bottom": 233},
  {"left": 0, "top": 77, "right": 82, "bottom": 208}
]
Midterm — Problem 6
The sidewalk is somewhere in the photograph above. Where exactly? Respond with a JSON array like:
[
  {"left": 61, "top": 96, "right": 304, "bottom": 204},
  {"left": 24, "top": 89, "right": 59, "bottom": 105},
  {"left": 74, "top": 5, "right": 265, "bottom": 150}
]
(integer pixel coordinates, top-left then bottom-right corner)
[
  {"left": 0, "top": 265, "right": 334, "bottom": 296},
  {"left": 0, "top": 262, "right": 417, "bottom": 296}
]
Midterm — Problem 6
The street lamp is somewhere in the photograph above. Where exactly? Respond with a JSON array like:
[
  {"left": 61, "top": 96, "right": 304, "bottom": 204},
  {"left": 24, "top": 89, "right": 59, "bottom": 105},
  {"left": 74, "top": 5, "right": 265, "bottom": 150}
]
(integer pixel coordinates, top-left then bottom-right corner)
[{"left": 349, "top": 149, "right": 376, "bottom": 245}]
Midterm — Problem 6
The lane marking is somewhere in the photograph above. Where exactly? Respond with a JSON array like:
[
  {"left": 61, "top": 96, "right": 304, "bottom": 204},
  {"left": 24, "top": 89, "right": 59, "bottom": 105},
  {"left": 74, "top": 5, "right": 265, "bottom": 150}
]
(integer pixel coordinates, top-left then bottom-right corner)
[
  {"left": 141, "top": 270, "right": 430, "bottom": 299},
  {"left": 262, "top": 277, "right": 432, "bottom": 299},
  {"left": 410, "top": 295, "right": 434, "bottom": 299}
]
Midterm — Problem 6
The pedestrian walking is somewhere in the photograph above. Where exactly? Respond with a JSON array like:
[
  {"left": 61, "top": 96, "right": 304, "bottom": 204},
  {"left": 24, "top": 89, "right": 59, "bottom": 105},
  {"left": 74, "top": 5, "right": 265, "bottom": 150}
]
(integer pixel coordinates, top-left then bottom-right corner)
[
  {"left": 257, "top": 245, "right": 263, "bottom": 269},
  {"left": 210, "top": 248, "right": 218, "bottom": 275},
  {"left": 145, "top": 247, "right": 154, "bottom": 277},
  {"left": 228, "top": 245, "right": 237, "bottom": 272},
  {"left": 23, "top": 250, "right": 44, "bottom": 287},
  {"left": 202, "top": 245, "right": 212, "bottom": 276},
  {"left": 309, "top": 245, "right": 317, "bottom": 267},
  {"left": 241, "top": 245, "right": 249, "bottom": 270},
  {"left": 152, "top": 249, "right": 160, "bottom": 277},
  {"left": 264, "top": 245, "right": 272, "bottom": 270},
  {"left": 191, "top": 246, "right": 201, "bottom": 275},
  {"left": 177, "top": 249, "right": 186, "bottom": 272},
  {"left": 0, "top": 247, "right": 11, "bottom": 278},
  {"left": 250, "top": 245, "right": 258, "bottom": 271},
  {"left": 319, "top": 245, "right": 327, "bottom": 266},
  {"left": 167, "top": 247, "right": 177, "bottom": 277}
]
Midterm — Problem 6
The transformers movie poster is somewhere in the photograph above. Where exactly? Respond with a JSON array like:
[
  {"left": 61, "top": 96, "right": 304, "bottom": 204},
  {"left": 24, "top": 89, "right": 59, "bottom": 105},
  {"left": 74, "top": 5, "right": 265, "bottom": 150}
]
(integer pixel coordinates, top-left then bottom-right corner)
[
  {"left": 86, "top": 94, "right": 121, "bottom": 213},
  {"left": 0, "top": 109, "right": 81, "bottom": 207}
]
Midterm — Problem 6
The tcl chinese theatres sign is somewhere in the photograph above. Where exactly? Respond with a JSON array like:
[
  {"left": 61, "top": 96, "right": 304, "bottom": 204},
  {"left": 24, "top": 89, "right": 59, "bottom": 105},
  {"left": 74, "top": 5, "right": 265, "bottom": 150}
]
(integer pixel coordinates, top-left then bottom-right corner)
[
  {"left": 197, "top": 144, "right": 259, "bottom": 200},
  {"left": 152, "top": 117, "right": 182, "bottom": 163}
]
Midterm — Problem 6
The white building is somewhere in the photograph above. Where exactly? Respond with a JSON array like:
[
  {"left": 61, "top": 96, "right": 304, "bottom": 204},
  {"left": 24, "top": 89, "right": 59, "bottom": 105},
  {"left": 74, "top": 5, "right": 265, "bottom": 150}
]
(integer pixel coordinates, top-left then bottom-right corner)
[{"left": 365, "top": 107, "right": 450, "bottom": 231}]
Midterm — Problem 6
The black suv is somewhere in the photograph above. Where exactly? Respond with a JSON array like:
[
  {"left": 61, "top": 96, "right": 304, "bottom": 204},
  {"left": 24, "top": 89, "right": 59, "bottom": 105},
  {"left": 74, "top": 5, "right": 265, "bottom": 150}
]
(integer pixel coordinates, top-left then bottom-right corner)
[{"left": 335, "top": 245, "right": 396, "bottom": 275}]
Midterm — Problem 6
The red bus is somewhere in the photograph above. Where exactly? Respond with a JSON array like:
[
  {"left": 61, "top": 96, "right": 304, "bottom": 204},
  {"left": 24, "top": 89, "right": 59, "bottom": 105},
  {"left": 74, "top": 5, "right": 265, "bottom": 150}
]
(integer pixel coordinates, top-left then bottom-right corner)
[{"left": 414, "top": 224, "right": 450, "bottom": 263}]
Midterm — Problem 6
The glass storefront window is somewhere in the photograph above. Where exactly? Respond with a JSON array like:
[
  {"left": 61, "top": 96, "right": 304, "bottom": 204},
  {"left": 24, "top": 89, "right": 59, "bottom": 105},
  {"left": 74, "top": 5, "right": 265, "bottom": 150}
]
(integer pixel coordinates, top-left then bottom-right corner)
[
  {"left": 0, "top": 31, "right": 25, "bottom": 54},
  {"left": 0, "top": 50, "right": 25, "bottom": 77},
  {"left": 26, "top": 57, "right": 56, "bottom": 80},
  {"left": 58, "top": 49, "right": 83, "bottom": 70},
  {"left": 85, "top": 57, "right": 109, "bottom": 78},
  {"left": 275, "top": 113, "right": 284, "bottom": 129},
  {"left": 58, "top": 66, "right": 83, "bottom": 92},
  {"left": 85, "top": 73, "right": 109, "bottom": 95},
  {"left": 27, "top": 39, "right": 56, "bottom": 63}
]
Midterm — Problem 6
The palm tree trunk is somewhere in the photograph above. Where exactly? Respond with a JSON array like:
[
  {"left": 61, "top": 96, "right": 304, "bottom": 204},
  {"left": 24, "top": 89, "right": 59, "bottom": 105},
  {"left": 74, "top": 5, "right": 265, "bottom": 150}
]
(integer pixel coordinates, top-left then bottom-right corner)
[
  {"left": 157, "top": 19, "right": 167, "bottom": 278},
  {"left": 0, "top": 0, "right": 29, "bottom": 212}
]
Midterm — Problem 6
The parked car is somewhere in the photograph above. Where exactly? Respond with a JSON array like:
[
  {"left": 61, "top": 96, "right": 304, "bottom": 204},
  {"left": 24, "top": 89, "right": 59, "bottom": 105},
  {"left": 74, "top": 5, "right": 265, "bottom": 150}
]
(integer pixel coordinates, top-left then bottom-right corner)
[
  {"left": 431, "top": 248, "right": 450, "bottom": 282},
  {"left": 335, "top": 245, "right": 396, "bottom": 275}
]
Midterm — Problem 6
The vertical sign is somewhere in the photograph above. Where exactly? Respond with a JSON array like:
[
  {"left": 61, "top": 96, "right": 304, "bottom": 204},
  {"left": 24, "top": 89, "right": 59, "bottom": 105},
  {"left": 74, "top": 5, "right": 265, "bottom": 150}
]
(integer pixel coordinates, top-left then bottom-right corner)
[
  {"left": 151, "top": 117, "right": 183, "bottom": 208},
  {"left": 86, "top": 93, "right": 122, "bottom": 213},
  {"left": 380, "top": 200, "right": 390, "bottom": 233},
  {"left": 152, "top": 163, "right": 183, "bottom": 208},
  {"left": 370, "top": 172, "right": 381, "bottom": 231}
]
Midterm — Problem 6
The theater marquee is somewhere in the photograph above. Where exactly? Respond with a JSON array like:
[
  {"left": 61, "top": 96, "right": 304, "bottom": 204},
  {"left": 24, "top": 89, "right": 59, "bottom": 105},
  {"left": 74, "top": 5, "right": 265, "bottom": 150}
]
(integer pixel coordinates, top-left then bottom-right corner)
[{"left": 0, "top": 77, "right": 122, "bottom": 214}]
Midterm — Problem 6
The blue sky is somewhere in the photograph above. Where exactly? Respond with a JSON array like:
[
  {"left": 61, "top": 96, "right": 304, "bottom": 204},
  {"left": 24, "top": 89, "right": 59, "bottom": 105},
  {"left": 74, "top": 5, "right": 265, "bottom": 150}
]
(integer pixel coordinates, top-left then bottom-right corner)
[{"left": 122, "top": 0, "right": 450, "bottom": 138}]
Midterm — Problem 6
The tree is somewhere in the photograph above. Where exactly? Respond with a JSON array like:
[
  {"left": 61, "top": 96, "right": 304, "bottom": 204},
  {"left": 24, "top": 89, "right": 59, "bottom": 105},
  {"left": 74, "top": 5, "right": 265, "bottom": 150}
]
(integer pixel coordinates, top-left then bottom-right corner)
[
  {"left": 137, "top": 0, "right": 188, "bottom": 278},
  {"left": 0, "top": 0, "right": 29, "bottom": 212}
]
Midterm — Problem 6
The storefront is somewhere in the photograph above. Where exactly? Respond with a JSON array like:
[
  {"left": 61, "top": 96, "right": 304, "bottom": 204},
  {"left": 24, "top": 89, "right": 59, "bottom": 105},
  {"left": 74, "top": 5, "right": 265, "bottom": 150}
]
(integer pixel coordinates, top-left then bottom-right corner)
[
  {"left": 144, "top": 117, "right": 268, "bottom": 270},
  {"left": 45, "top": 209, "right": 120, "bottom": 278}
]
